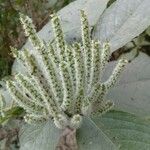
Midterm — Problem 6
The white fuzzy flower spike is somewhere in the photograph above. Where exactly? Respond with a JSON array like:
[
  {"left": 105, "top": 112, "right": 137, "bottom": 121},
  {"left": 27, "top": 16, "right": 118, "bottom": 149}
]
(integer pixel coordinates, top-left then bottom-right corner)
[
  {"left": 92, "top": 100, "right": 114, "bottom": 116},
  {"left": 20, "top": 14, "right": 62, "bottom": 105},
  {"left": 88, "top": 40, "right": 101, "bottom": 91},
  {"left": 24, "top": 113, "right": 47, "bottom": 124},
  {"left": 0, "top": 94, "right": 5, "bottom": 117},
  {"left": 6, "top": 11, "right": 128, "bottom": 129},
  {"left": 104, "top": 59, "right": 128, "bottom": 89},
  {"left": 70, "top": 114, "right": 82, "bottom": 129},
  {"left": 59, "top": 62, "right": 73, "bottom": 112},
  {"left": 15, "top": 74, "right": 45, "bottom": 107},
  {"left": 80, "top": 10, "right": 91, "bottom": 91},
  {"left": 51, "top": 13, "right": 66, "bottom": 61},
  {"left": 100, "top": 43, "right": 111, "bottom": 74},
  {"left": 6, "top": 81, "right": 44, "bottom": 114},
  {"left": 72, "top": 43, "right": 84, "bottom": 97}
]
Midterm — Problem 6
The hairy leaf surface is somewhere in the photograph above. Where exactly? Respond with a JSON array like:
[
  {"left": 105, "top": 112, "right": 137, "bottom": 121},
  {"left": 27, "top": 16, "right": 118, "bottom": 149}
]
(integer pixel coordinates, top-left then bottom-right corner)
[
  {"left": 92, "top": 110, "right": 150, "bottom": 150},
  {"left": 20, "top": 120, "right": 60, "bottom": 150},
  {"left": 77, "top": 117, "right": 117, "bottom": 150},
  {"left": 94, "top": 0, "right": 150, "bottom": 52},
  {"left": 103, "top": 53, "right": 150, "bottom": 117}
]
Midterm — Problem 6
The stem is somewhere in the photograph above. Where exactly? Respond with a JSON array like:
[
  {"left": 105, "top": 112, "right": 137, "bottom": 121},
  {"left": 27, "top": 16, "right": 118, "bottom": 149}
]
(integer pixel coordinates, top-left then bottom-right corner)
[{"left": 56, "top": 127, "right": 78, "bottom": 150}]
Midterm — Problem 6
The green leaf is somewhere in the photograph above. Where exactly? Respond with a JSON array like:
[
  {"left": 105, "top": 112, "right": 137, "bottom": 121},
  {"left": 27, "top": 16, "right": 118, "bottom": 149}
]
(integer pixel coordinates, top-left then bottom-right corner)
[
  {"left": 19, "top": 120, "right": 61, "bottom": 150},
  {"left": 93, "top": 0, "right": 150, "bottom": 52},
  {"left": 20, "top": 111, "right": 150, "bottom": 150},
  {"left": 77, "top": 117, "right": 118, "bottom": 150},
  {"left": 20, "top": 117, "right": 117, "bottom": 150},
  {"left": 19, "top": 116, "right": 117, "bottom": 150},
  {"left": 0, "top": 106, "right": 24, "bottom": 124},
  {"left": 92, "top": 110, "right": 150, "bottom": 150}
]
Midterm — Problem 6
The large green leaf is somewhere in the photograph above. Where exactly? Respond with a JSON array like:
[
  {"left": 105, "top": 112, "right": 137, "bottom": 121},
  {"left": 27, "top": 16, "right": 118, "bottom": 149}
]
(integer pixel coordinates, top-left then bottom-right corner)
[
  {"left": 103, "top": 53, "right": 150, "bottom": 117},
  {"left": 20, "top": 111, "right": 150, "bottom": 150},
  {"left": 19, "top": 120, "right": 61, "bottom": 150},
  {"left": 0, "top": 106, "right": 24, "bottom": 124},
  {"left": 19, "top": 117, "right": 117, "bottom": 150},
  {"left": 92, "top": 110, "right": 150, "bottom": 150},
  {"left": 77, "top": 117, "right": 117, "bottom": 150},
  {"left": 93, "top": 0, "right": 150, "bottom": 52}
]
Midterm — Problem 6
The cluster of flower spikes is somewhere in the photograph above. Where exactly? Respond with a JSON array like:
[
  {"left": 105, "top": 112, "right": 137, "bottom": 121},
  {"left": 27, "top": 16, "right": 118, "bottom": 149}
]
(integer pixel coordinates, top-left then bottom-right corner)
[{"left": 6, "top": 10, "right": 128, "bottom": 129}]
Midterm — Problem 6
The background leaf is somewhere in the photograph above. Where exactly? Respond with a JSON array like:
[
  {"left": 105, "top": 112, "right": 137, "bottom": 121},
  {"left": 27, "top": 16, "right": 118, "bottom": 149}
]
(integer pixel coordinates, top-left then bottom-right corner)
[
  {"left": 19, "top": 120, "right": 60, "bottom": 150},
  {"left": 102, "top": 53, "right": 150, "bottom": 117},
  {"left": 20, "top": 117, "right": 117, "bottom": 150},
  {"left": 77, "top": 117, "right": 117, "bottom": 150},
  {"left": 20, "top": 111, "right": 150, "bottom": 150},
  {"left": 93, "top": 0, "right": 150, "bottom": 52},
  {"left": 92, "top": 110, "right": 150, "bottom": 150}
]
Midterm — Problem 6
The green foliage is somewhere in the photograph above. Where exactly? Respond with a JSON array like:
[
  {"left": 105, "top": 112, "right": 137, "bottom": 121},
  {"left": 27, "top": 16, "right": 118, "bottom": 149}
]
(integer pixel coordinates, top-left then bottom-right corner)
[
  {"left": 93, "top": 110, "right": 150, "bottom": 150},
  {"left": 0, "top": 58, "right": 10, "bottom": 79},
  {"left": 19, "top": 117, "right": 117, "bottom": 150},
  {"left": 0, "top": 106, "right": 24, "bottom": 124},
  {"left": 19, "top": 110, "right": 150, "bottom": 150},
  {"left": 20, "top": 120, "right": 60, "bottom": 150}
]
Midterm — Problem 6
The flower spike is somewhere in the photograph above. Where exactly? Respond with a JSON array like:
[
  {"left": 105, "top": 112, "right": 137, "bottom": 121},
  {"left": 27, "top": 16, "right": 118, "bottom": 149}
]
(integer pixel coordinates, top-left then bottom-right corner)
[
  {"left": 6, "top": 11, "right": 128, "bottom": 128},
  {"left": 104, "top": 59, "right": 128, "bottom": 89},
  {"left": 80, "top": 10, "right": 92, "bottom": 90}
]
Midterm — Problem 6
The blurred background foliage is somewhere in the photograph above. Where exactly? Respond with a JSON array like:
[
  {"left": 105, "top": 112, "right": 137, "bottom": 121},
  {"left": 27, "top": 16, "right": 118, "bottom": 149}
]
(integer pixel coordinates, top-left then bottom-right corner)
[{"left": 0, "top": 0, "right": 74, "bottom": 79}]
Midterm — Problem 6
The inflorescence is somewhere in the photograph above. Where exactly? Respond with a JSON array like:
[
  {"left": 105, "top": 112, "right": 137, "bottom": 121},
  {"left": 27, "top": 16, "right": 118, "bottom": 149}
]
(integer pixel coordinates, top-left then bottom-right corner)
[{"left": 6, "top": 10, "right": 128, "bottom": 129}]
